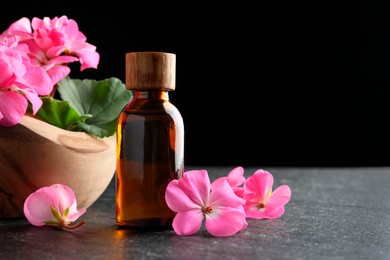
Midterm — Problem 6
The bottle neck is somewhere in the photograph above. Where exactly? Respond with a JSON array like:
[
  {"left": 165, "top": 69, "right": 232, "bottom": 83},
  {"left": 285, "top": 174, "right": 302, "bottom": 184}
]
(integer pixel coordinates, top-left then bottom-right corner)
[{"left": 132, "top": 90, "right": 170, "bottom": 100}]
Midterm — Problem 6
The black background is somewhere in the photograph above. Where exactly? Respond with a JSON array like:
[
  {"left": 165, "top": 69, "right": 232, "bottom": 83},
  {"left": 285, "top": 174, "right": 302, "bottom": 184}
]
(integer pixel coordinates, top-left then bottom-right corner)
[{"left": 2, "top": 1, "right": 389, "bottom": 167}]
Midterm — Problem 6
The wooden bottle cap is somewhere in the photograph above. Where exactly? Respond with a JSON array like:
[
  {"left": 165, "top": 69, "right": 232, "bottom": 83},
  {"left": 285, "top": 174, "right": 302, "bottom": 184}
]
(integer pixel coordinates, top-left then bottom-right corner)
[{"left": 125, "top": 52, "right": 176, "bottom": 90}]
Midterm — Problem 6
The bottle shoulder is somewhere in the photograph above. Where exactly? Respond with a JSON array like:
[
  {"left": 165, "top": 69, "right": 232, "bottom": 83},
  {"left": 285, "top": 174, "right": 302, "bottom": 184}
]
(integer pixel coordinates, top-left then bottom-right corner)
[
  {"left": 120, "top": 99, "right": 183, "bottom": 122},
  {"left": 123, "top": 99, "right": 179, "bottom": 112}
]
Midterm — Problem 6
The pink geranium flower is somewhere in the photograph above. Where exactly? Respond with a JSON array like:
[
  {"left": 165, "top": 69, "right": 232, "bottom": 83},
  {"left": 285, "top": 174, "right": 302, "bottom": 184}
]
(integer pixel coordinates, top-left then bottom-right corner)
[
  {"left": 2, "top": 16, "right": 100, "bottom": 86},
  {"left": 23, "top": 184, "right": 86, "bottom": 230},
  {"left": 211, "top": 166, "right": 246, "bottom": 198},
  {"left": 165, "top": 170, "right": 248, "bottom": 237},
  {"left": 243, "top": 169, "right": 291, "bottom": 219}
]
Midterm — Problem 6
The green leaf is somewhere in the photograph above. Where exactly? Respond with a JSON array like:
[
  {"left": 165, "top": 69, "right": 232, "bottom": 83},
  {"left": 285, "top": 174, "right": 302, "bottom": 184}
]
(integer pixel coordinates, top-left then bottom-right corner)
[
  {"left": 37, "top": 97, "right": 91, "bottom": 130},
  {"left": 75, "top": 118, "right": 119, "bottom": 138},
  {"left": 57, "top": 77, "right": 132, "bottom": 137}
]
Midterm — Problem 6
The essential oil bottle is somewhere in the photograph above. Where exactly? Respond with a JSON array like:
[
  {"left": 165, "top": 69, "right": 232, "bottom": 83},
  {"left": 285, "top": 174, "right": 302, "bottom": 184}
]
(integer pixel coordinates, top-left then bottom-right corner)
[{"left": 116, "top": 52, "right": 184, "bottom": 229}]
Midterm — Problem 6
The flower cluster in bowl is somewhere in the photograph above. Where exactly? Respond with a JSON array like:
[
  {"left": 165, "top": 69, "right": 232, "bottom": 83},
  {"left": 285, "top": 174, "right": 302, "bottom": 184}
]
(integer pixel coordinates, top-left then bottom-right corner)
[{"left": 0, "top": 16, "right": 131, "bottom": 137}]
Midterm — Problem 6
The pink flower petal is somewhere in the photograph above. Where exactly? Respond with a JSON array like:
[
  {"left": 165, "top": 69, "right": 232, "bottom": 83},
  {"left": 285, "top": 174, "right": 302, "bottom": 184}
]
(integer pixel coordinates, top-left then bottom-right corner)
[
  {"left": 49, "top": 184, "right": 76, "bottom": 214},
  {"left": 165, "top": 179, "right": 202, "bottom": 212},
  {"left": 0, "top": 59, "right": 17, "bottom": 87},
  {"left": 46, "top": 45, "right": 66, "bottom": 58},
  {"left": 68, "top": 208, "right": 87, "bottom": 222},
  {"left": 211, "top": 166, "right": 245, "bottom": 191},
  {"left": 172, "top": 209, "right": 204, "bottom": 236},
  {"left": 46, "top": 55, "right": 79, "bottom": 66},
  {"left": 23, "top": 187, "right": 58, "bottom": 226},
  {"left": 205, "top": 206, "right": 247, "bottom": 237},
  {"left": 209, "top": 180, "right": 245, "bottom": 208},
  {"left": 244, "top": 208, "right": 266, "bottom": 219},
  {"left": 46, "top": 65, "right": 70, "bottom": 85},
  {"left": 233, "top": 188, "right": 245, "bottom": 199},
  {"left": 243, "top": 193, "right": 267, "bottom": 219},
  {"left": 21, "top": 64, "right": 53, "bottom": 96},
  {"left": 55, "top": 186, "right": 86, "bottom": 225},
  {"left": 204, "top": 180, "right": 247, "bottom": 236},
  {"left": 8, "top": 17, "right": 32, "bottom": 34},
  {"left": 227, "top": 166, "right": 245, "bottom": 188},
  {"left": 265, "top": 185, "right": 291, "bottom": 219},
  {"left": 0, "top": 90, "right": 27, "bottom": 126},
  {"left": 244, "top": 170, "right": 274, "bottom": 201},
  {"left": 263, "top": 206, "right": 285, "bottom": 220},
  {"left": 75, "top": 46, "right": 100, "bottom": 70},
  {"left": 210, "top": 177, "right": 226, "bottom": 191},
  {"left": 267, "top": 185, "right": 291, "bottom": 207},
  {"left": 179, "top": 170, "right": 210, "bottom": 207},
  {"left": 15, "top": 85, "right": 42, "bottom": 114},
  {"left": 1, "top": 17, "right": 32, "bottom": 41},
  {"left": 63, "top": 18, "right": 84, "bottom": 40}
]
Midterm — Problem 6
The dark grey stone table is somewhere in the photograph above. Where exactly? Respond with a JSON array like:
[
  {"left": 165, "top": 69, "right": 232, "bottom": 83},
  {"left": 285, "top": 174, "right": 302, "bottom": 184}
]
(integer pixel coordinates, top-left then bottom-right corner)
[{"left": 1, "top": 166, "right": 390, "bottom": 260}]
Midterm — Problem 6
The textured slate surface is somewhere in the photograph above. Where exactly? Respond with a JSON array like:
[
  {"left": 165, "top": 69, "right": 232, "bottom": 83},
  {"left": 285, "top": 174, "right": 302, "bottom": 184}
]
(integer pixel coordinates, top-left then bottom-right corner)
[{"left": 1, "top": 167, "right": 390, "bottom": 260}]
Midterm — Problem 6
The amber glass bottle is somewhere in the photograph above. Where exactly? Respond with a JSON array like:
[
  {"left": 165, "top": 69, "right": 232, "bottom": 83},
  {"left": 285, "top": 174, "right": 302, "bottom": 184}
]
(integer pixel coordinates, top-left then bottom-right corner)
[{"left": 116, "top": 52, "right": 184, "bottom": 229}]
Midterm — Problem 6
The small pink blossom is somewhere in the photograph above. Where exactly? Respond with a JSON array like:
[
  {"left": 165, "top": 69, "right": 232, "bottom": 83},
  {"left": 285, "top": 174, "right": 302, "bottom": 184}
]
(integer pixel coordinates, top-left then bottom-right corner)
[
  {"left": 30, "top": 16, "right": 100, "bottom": 72},
  {"left": 243, "top": 169, "right": 291, "bottom": 220},
  {"left": 23, "top": 184, "right": 86, "bottom": 230},
  {"left": 165, "top": 170, "right": 248, "bottom": 237},
  {"left": 211, "top": 166, "right": 246, "bottom": 198}
]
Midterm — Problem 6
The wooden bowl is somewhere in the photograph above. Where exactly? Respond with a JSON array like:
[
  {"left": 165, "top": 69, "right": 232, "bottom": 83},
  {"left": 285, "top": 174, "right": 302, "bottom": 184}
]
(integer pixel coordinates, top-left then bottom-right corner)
[{"left": 0, "top": 115, "right": 116, "bottom": 218}]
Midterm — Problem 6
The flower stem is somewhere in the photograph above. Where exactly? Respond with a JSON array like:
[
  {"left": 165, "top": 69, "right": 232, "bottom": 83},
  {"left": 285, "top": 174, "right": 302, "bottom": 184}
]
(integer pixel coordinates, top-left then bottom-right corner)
[{"left": 61, "top": 219, "right": 86, "bottom": 230}]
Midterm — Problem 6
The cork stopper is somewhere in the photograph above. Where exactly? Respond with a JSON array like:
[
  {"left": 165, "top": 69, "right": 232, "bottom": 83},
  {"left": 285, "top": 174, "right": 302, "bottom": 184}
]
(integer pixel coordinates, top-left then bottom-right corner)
[{"left": 125, "top": 52, "right": 176, "bottom": 90}]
